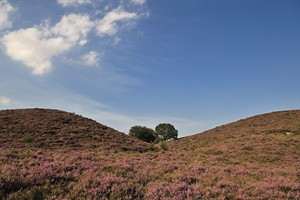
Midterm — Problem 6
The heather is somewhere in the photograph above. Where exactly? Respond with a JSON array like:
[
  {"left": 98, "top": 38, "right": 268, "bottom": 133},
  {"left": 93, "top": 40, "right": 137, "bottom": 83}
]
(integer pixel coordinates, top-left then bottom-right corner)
[{"left": 1, "top": 109, "right": 300, "bottom": 199}]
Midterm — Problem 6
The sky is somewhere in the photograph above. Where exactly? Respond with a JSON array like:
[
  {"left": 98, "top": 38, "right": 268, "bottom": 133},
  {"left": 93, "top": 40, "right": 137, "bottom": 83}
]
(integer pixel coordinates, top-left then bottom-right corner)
[{"left": 0, "top": 0, "right": 299, "bottom": 137}]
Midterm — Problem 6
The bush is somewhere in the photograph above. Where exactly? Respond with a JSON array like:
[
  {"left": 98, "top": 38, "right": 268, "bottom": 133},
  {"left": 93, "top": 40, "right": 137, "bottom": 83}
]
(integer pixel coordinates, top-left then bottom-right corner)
[
  {"left": 160, "top": 142, "right": 168, "bottom": 151},
  {"left": 129, "top": 126, "right": 156, "bottom": 143},
  {"left": 23, "top": 134, "right": 34, "bottom": 143},
  {"left": 147, "top": 143, "right": 159, "bottom": 152}
]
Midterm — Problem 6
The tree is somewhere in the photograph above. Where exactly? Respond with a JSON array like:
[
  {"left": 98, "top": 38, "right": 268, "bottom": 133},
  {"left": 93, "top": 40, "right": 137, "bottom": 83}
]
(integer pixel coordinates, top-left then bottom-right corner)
[
  {"left": 155, "top": 123, "right": 178, "bottom": 141},
  {"left": 129, "top": 126, "right": 156, "bottom": 143}
]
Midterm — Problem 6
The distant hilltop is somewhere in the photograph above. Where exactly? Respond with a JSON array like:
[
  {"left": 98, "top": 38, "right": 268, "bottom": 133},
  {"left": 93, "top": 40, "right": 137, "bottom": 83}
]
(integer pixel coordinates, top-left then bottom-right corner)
[{"left": 0, "top": 108, "right": 148, "bottom": 152}]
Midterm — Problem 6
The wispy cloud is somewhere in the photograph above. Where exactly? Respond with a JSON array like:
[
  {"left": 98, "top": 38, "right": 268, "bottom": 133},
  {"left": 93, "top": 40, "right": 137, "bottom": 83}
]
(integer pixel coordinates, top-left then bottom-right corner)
[
  {"left": 80, "top": 51, "right": 100, "bottom": 66},
  {"left": 15, "top": 92, "right": 208, "bottom": 136},
  {"left": 0, "top": 0, "right": 15, "bottom": 30},
  {"left": 57, "top": 0, "right": 92, "bottom": 7},
  {"left": 66, "top": 106, "right": 209, "bottom": 137},
  {"left": 0, "top": 96, "right": 12, "bottom": 105},
  {"left": 113, "top": 37, "right": 121, "bottom": 45},
  {"left": 131, "top": 0, "right": 146, "bottom": 6},
  {"left": 95, "top": 6, "right": 138, "bottom": 37},
  {"left": 0, "top": 71, "right": 210, "bottom": 136}
]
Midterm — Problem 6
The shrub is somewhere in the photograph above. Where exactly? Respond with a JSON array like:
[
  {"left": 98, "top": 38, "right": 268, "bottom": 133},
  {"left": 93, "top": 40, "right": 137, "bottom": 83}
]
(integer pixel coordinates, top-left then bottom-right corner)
[
  {"left": 23, "top": 134, "right": 34, "bottom": 143},
  {"left": 147, "top": 143, "right": 159, "bottom": 152},
  {"left": 160, "top": 142, "right": 168, "bottom": 151}
]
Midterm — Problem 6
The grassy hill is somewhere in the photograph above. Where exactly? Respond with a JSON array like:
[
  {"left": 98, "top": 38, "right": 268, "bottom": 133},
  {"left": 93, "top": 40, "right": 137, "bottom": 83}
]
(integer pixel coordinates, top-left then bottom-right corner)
[
  {"left": 0, "top": 108, "right": 148, "bottom": 151},
  {"left": 0, "top": 109, "right": 299, "bottom": 199}
]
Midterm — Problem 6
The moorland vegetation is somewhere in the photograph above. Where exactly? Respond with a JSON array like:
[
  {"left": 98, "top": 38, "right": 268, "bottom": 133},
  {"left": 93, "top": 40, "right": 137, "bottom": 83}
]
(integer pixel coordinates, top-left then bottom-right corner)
[{"left": 0, "top": 108, "right": 299, "bottom": 199}]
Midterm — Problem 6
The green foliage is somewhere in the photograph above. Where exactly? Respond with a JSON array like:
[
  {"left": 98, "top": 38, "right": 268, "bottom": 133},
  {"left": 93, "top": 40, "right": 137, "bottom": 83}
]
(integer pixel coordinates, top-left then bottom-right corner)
[
  {"left": 147, "top": 143, "right": 159, "bottom": 152},
  {"left": 155, "top": 123, "right": 178, "bottom": 141},
  {"left": 129, "top": 123, "right": 179, "bottom": 143},
  {"left": 16, "top": 152, "right": 32, "bottom": 159},
  {"left": 129, "top": 126, "right": 156, "bottom": 143},
  {"left": 23, "top": 134, "right": 34, "bottom": 143},
  {"left": 9, "top": 149, "right": 33, "bottom": 159},
  {"left": 160, "top": 142, "right": 168, "bottom": 151}
]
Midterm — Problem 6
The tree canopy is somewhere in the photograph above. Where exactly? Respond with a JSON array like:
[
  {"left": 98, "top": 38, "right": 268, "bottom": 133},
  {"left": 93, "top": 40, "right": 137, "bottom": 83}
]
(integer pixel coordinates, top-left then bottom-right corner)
[
  {"left": 129, "top": 125, "right": 156, "bottom": 143},
  {"left": 129, "top": 123, "right": 178, "bottom": 143},
  {"left": 155, "top": 123, "right": 178, "bottom": 141}
]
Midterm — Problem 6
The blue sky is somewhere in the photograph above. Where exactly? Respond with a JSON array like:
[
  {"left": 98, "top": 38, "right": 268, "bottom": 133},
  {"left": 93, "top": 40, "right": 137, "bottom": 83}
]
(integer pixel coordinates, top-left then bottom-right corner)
[{"left": 1, "top": 0, "right": 299, "bottom": 137}]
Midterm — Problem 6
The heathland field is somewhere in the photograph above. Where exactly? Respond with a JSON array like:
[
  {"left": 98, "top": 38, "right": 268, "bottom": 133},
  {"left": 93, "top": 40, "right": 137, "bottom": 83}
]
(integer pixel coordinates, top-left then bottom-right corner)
[{"left": 0, "top": 109, "right": 299, "bottom": 199}]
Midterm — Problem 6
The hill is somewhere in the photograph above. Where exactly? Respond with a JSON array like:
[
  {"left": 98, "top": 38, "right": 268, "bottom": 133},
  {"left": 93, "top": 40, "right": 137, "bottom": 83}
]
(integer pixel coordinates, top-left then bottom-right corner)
[
  {"left": 172, "top": 109, "right": 300, "bottom": 148},
  {"left": 0, "top": 109, "right": 299, "bottom": 199},
  {"left": 167, "top": 110, "right": 300, "bottom": 199},
  {"left": 0, "top": 108, "right": 147, "bottom": 151}
]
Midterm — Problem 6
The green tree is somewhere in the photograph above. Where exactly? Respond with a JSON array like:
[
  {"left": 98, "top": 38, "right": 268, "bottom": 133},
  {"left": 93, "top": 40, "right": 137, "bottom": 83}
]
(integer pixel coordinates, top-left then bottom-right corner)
[
  {"left": 129, "top": 126, "right": 156, "bottom": 143},
  {"left": 155, "top": 123, "right": 178, "bottom": 141}
]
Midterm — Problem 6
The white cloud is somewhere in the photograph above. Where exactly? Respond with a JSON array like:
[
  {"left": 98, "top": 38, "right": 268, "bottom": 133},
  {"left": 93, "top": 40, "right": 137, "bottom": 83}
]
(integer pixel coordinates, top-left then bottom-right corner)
[
  {"left": 0, "top": 96, "right": 11, "bottom": 105},
  {"left": 0, "top": 0, "right": 15, "bottom": 30},
  {"left": 1, "top": 14, "right": 93, "bottom": 75},
  {"left": 95, "top": 6, "right": 138, "bottom": 37},
  {"left": 80, "top": 51, "right": 100, "bottom": 66},
  {"left": 1, "top": 2, "right": 148, "bottom": 75},
  {"left": 131, "top": 0, "right": 146, "bottom": 5},
  {"left": 57, "top": 0, "right": 91, "bottom": 7},
  {"left": 51, "top": 14, "right": 93, "bottom": 44},
  {"left": 2, "top": 28, "right": 70, "bottom": 75}
]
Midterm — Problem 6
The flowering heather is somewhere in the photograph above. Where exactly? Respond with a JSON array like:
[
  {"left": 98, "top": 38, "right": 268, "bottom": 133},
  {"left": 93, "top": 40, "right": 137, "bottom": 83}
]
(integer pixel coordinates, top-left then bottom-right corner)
[{"left": 0, "top": 109, "right": 300, "bottom": 199}]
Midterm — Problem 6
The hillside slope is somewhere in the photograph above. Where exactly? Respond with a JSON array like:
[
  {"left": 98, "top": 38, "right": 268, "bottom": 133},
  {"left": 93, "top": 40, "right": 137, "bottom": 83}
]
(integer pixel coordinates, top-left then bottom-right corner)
[
  {"left": 0, "top": 109, "right": 299, "bottom": 199},
  {"left": 167, "top": 110, "right": 300, "bottom": 199},
  {"left": 0, "top": 108, "right": 147, "bottom": 151},
  {"left": 170, "top": 110, "right": 300, "bottom": 161},
  {"left": 172, "top": 109, "right": 300, "bottom": 148}
]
